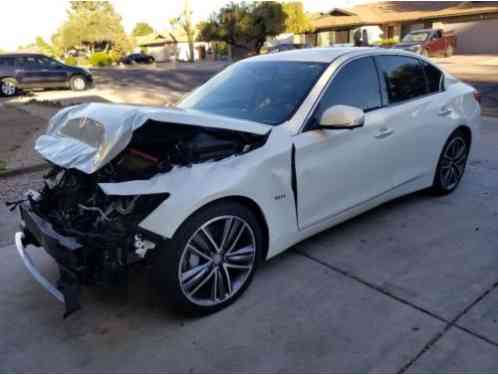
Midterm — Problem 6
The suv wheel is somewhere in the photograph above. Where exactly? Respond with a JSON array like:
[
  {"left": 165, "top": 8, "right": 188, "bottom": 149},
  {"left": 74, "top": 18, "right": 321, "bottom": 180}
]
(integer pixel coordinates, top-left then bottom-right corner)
[
  {"left": 70, "top": 76, "right": 87, "bottom": 91},
  {"left": 153, "top": 201, "right": 264, "bottom": 315},
  {"left": 1, "top": 78, "right": 17, "bottom": 97}
]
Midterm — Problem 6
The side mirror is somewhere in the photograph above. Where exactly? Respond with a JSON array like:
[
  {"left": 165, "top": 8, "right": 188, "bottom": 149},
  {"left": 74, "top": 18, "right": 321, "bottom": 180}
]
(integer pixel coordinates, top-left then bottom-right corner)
[{"left": 318, "top": 105, "right": 365, "bottom": 130}]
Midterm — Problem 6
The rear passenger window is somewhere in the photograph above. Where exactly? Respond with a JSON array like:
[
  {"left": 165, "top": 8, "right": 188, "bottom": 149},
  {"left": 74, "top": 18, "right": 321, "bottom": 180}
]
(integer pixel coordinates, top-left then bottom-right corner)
[
  {"left": 423, "top": 62, "right": 444, "bottom": 93},
  {"left": 0, "top": 57, "right": 14, "bottom": 67},
  {"left": 376, "top": 56, "right": 428, "bottom": 104},
  {"left": 316, "top": 57, "right": 381, "bottom": 116}
]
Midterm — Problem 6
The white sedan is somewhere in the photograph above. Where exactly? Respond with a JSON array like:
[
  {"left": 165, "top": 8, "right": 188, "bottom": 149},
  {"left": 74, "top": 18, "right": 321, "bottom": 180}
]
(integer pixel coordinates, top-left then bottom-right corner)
[{"left": 15, "top": 47, "right": 480, "bottom": 316}]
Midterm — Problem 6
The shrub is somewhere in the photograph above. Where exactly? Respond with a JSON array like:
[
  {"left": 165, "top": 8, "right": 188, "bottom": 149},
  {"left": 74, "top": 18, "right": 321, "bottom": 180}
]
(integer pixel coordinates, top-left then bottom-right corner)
[
  {"left": 64, "top": 56, "right": 77, "bottom": 66},
  {"left": 374, "top": 37, "right": 399, "bottom": 47},
  {"left": 89, "top": 52, "right": 113, "bottom": 67}
]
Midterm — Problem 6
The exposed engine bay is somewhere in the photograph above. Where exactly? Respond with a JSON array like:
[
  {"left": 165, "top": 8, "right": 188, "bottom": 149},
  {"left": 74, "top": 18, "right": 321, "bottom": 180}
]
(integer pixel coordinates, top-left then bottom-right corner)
[
  {"left": 15, "top": 114, "right": 268, "bottom": 316},
  {"left": 32, "top": 120, "right": 267, "bottom": 248}
]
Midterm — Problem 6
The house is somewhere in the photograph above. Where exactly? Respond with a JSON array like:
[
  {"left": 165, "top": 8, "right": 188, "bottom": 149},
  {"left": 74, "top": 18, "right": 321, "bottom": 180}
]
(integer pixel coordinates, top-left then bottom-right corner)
[
  {"left": 305, "top": 1, "right": 498, "bottom": 54},
  {"left": 136, "top": 31, "right": 210, "bottom": 62}
]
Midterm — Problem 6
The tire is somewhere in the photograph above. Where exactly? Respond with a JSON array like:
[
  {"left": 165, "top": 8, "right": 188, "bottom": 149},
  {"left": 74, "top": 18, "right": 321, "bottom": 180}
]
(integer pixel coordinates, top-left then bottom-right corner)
[
  {"left": 152, "top": 201, "right": 264, "bottom": 315},
  {"left": 70, "top": 75, "right": 87, "bottom": 91},
  {"left": 430, "top": 130, "right": 469, "bottom": 195},
  {"left": 0, "top": 78, "right": 17, "bottom": 97}
]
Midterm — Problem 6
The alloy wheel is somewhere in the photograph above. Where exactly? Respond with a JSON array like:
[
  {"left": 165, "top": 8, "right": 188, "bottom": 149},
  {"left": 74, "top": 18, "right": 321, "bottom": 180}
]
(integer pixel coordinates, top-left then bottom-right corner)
[
  {"left": 1, "top": 80, "right": 16, "bottom": 96},
  {"left": 439, "top": 136, "right": 467, "bottom": 190},
  {"left": 178, "top": 215, "right": 257, "bottom": 306},
  {"left": 73, "top": 77, "right": 86, "bottom": 91}
]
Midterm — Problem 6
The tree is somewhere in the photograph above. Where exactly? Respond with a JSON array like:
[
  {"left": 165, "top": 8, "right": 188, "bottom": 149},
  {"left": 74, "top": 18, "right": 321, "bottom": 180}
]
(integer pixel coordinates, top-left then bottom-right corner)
[
  {"left": 282, "top": 2, "right": 313, "bottom": 34},
  {"left": 170, "top": 0, "right": 195, "bottom": 62},
  {"left": 132, "top": 22, "right": 154, "bottom": 37},
  {"left": 53, "top": 1, "right": 132, "bottom": 56},
  {"left": 198, "top": 1, "right": 287, "bottom": 55},
  {"left": 35, "top": 37, "right": 56, "bottom": 56}
]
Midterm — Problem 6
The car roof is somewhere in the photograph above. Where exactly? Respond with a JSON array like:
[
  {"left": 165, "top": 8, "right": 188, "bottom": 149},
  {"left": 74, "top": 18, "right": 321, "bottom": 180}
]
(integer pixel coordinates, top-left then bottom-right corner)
[
  {"left": 0, "top": 53, "right": 46, "bottom": 58},
  {"left": 247, "top": 47, "right": 394, "bottom": 64}
]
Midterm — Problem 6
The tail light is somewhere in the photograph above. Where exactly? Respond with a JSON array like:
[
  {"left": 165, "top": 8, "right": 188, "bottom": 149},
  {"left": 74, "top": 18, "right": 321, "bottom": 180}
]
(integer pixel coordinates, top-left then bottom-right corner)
[{"left": 473, "top": 91, "right": 481, "bottom": 104}]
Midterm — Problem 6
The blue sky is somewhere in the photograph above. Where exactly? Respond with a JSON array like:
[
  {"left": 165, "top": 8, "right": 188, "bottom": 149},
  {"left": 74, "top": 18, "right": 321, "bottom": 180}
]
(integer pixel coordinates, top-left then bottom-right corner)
[{"left": 0, "top": 0, "right": 367, "bottom": 51}]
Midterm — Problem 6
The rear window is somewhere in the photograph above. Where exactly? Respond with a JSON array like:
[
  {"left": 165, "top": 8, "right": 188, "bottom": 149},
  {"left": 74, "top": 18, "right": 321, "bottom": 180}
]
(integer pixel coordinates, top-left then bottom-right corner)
[
  {"left": 423, "top": 62, "right": 444, "bottom": 93},
  {"left": 0, "top": 57, "right": 15, "bottom": 67},
  {"left": 376, "top": 56, "right": 428, "bottom": 104}
]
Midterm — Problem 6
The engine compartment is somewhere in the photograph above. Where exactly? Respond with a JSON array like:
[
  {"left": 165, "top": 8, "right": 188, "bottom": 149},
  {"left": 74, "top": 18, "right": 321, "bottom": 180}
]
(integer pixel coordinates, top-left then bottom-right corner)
[{"left": 103, "top": 120, "right": 267, "bottom": 182}]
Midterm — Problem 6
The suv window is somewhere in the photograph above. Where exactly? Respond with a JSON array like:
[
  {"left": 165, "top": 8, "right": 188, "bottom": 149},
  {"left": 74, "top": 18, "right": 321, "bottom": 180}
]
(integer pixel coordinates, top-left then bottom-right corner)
[
  {"left": 316, "top": 57, "right": 381, "bottom": 118},
  {"left": 0, "top": 57, "right": 15, "bottom": 67},
  {"left": 15, "top": 56, "right": 44, "bottom": 68},
  {"left": 423, "top": 62, "right": 444, "bottom": 93},
  {"left": 376, "top": 56, "right": 428, "bottom": 104}
]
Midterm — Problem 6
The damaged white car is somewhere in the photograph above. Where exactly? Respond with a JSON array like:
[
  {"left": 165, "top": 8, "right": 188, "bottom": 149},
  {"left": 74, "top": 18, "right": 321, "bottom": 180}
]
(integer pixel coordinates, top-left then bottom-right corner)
[{"left": 14, "top": 48, "right": 480, "bottom": 316}]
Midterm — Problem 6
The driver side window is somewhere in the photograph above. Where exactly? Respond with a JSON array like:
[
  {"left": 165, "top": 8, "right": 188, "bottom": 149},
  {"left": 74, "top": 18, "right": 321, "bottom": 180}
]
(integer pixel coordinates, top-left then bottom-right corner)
[{"left": 315, "top": 57, "right": 382, "bottom": 122}]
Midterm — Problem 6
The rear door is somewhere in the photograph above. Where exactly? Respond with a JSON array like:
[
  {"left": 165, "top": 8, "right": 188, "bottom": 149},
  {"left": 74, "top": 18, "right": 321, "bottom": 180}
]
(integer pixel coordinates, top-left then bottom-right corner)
[
  {"left": 373, "top": 55, "right": 452, "bottom": 188},
  {"left": 294, "top": 57, "right": 397, "bottom": 229},
  {"left": 39, "top": 57, "right": 68, "bottom": 87}
]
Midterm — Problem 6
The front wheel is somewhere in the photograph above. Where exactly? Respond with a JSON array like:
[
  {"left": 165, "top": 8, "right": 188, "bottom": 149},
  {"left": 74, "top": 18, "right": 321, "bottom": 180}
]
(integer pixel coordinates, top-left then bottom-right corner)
[
  {"left": 153, "top": 201, "right": 264, "bottom": 315},
  {"left": 430, "top": 130, "right": 469, "bottom": 195},
  {"left": 70, "top": 75, "right": 87, "bottom": 91}
]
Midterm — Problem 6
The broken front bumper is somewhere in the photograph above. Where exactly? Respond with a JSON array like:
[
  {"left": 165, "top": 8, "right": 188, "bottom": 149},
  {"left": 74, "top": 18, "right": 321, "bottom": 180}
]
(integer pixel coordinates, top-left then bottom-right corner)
[{"left": 16, "top": 204, "right": 82, "bottom": 318}]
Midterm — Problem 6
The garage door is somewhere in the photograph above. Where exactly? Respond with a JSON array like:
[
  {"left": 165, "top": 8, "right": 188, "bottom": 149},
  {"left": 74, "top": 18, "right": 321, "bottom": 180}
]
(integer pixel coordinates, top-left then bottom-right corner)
[{"left": 443, "top": 19, "right": 498, "bottom": 54}]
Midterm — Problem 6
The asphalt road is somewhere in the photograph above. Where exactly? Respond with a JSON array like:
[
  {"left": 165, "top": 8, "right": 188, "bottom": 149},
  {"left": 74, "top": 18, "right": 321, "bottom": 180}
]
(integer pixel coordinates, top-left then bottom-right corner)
[{"left": 1, "top": 116, "right": 497, "bottom": 372}]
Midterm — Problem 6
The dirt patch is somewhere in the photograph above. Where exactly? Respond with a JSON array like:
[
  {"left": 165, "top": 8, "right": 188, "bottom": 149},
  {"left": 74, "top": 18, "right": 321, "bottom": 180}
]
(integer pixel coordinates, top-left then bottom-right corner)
[{"left": 0, "top": 106, "right": 48, "bottom": 172}]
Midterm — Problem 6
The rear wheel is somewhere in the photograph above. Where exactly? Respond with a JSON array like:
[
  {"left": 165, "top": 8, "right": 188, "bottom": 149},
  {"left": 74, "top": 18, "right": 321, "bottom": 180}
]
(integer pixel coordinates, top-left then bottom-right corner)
[
  {"left": 70, "top": 75, "right": 87, "bottom": 91},
  {"left": 153, "top": 201, "right": 263, "bottom": 315},
  {"left": 430, "top": 130, "right": 469, "bottom": 195},
  {"left": 0, "top": 78, "right": 17, "bottom": 97}
]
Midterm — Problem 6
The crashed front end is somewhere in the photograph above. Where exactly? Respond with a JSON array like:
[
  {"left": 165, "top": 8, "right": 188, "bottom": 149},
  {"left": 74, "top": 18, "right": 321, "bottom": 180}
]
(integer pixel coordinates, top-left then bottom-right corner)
[{"left": 14, "top": 103, "right": 268, "bottom": 317}]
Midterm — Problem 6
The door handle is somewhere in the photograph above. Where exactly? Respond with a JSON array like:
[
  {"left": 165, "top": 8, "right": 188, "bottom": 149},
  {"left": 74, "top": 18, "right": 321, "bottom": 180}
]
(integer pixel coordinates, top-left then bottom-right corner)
[
  {"left": 375, "top": 127, "right": 394, "bottom": 139},
  {"left": 438, "top": 107, "right": 452, "bottom": 116}
]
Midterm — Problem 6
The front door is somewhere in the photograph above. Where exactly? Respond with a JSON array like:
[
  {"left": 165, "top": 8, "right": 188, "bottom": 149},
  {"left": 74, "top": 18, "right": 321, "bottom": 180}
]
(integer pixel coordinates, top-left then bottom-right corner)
[{"left": 294, "top": 57, "right": 397, "bottom": 229}]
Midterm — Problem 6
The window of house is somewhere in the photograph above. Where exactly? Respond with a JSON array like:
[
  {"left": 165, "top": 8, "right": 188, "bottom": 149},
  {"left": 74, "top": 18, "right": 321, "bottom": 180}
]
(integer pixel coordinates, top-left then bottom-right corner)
[
  {"left": 376, "top": 56, "right": 428, "bottom": 104},
  {"left": 315, "top": 57, "right": 382, "bottom": 119},
  {"left": 387, "top": 26, "right": 394, "bottom": 39}
]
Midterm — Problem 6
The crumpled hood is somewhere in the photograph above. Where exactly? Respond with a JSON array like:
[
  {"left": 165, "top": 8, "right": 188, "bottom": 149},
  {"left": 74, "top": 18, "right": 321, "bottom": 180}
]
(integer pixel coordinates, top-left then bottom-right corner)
[{"left": 35, "top": 102, "right": 270, "bottom": 174}]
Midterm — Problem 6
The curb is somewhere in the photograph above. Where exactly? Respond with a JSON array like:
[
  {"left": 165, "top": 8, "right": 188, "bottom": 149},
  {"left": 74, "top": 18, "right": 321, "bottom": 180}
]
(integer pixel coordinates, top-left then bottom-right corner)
[{"left": 0, "top": 163, "right": 49, "bottom": 179}]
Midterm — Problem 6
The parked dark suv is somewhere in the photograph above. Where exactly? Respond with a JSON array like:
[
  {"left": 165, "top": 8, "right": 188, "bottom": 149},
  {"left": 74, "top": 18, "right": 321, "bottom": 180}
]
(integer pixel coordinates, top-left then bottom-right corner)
[{"left": 0, "top": 53, "right": 93, "bottom": 97}]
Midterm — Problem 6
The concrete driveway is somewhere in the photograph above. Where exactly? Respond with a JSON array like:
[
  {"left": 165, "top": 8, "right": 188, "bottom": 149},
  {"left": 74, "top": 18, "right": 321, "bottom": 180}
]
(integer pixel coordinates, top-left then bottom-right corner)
[{"left": 1, "top": 116, "right": 498, "bottom": 373}]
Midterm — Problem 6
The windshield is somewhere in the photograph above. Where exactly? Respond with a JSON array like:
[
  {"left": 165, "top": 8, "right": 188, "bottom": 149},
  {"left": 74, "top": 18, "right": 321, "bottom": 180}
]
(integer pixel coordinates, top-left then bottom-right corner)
[
  {"left": 402, "top": 32, "right": 431, "bottom": 43},
  {"left": 178, "top": 61, "right": 327, "bottom": 125}
]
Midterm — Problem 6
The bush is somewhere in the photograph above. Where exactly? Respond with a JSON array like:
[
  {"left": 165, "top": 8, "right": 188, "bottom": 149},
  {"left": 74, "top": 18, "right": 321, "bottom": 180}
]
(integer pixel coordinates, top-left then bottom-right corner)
[
  {"left": 64, "top": 56, "right": 77, "bottom": 66},
  {"left": 89, "top": 52, "right": 113, "bottom": 67},
  {"left": 108, "top": 50, "right": 123, "bottom": 64},
  {"left": 374, "top": 37, "right": 399, "bottom": 47}
]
